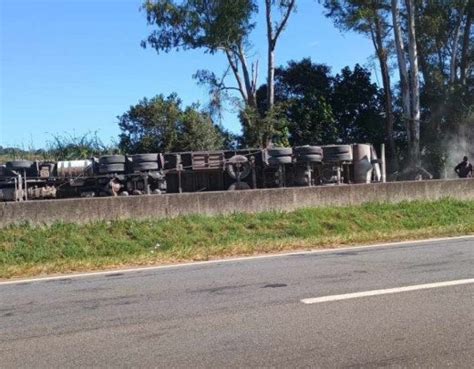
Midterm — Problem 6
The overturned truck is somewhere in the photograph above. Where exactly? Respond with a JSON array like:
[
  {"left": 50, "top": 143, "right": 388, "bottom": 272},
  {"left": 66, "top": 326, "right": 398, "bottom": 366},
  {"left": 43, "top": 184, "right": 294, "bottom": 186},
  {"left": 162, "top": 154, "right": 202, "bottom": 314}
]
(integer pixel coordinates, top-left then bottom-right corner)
[{"left": 0, "top": 144, "right": 385, "bottom": 201}]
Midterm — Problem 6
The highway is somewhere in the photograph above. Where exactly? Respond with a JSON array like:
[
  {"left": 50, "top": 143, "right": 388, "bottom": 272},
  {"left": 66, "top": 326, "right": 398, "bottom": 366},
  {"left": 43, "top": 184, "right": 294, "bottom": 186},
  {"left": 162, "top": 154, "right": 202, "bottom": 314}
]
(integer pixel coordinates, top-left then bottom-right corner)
[{"left": 1, "top": 237, "right": 473, "bottom": 368}]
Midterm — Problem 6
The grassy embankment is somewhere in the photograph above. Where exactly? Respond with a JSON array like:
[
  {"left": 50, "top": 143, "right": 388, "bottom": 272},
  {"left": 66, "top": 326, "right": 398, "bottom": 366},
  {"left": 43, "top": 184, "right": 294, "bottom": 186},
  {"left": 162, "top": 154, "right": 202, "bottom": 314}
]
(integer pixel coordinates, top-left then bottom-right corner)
[{"left": 1, "top": 198, "right": 473, "bottom": 279}]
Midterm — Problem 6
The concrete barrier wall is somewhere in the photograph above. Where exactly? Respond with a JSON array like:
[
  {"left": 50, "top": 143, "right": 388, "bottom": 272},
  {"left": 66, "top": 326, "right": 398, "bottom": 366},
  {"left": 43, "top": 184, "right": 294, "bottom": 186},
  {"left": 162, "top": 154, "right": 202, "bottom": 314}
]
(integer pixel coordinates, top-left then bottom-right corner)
[{"left": 1, "top": 179, "right": 474, "bottom": 227}]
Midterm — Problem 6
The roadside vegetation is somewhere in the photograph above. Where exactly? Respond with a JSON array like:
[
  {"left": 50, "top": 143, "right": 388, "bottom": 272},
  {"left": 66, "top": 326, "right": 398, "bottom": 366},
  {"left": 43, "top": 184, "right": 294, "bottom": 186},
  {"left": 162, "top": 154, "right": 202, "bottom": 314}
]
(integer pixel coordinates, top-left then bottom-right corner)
[
  {"left": 1, "top": 198, "right": 473, "bottom": 279},
  {"left": 0, "top": 132, "right": 119, "bottom": 162}
]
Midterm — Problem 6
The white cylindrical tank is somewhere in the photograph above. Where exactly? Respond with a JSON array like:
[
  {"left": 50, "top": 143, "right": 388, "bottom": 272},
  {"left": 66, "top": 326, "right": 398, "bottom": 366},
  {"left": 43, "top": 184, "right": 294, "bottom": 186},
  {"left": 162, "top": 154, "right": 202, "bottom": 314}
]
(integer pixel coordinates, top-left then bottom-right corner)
[
  {"left": 57, "top": 160, "right": 93, "bottom": 177},
  {"left": 353, "top": 144, "right": 373, "bottom": 183}
]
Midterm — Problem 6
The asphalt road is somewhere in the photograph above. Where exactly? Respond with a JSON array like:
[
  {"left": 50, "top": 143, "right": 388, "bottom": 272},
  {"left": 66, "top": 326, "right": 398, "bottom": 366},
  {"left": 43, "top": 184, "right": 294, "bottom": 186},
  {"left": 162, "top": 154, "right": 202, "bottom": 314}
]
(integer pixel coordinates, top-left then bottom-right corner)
[{"left": 1, "top": 237, "right": 473, "bottom": 368}]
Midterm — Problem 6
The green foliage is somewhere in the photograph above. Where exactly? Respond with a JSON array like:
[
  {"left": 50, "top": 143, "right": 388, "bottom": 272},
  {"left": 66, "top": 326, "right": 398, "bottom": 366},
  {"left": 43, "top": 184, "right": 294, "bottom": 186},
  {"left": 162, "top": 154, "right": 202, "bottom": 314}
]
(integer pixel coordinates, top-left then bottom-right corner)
[
  {"left": 254, "top": 58, "right": 389, "bottom": 146},
  {"left": 240, "top": 103, "right": 290, "bottom": 147},
  {"left": 0, "top": 133, "right": 119, "bottom": 162},
  {"left": 2, "top": 198, "right": 473, "bottom": 278},
  {"left": 141, "top": 0, "right": 257, "bottom": 53},
  {"left": 414, "top": 0, "right": 473, "bottom": 176},
  {"left": 0, "top": 147, "right": 49, "bottom": 162},
  {"left": 331, "top": 64, "right": 386, "bottom": 145},
  {"left": 118, "top": 94, "right": 227, "bottom": 153},
  {"left": 322, "top": 0, "right": 390, "bottom": 34},
  {"left": 118, "top": 94, "right": 181, "bottom": 153},
  {"left": 46, "top": 132, "right": 119, "bottom": 160},
  {"left": 176, "top": 106, "right": 225, "bottom": 151}
]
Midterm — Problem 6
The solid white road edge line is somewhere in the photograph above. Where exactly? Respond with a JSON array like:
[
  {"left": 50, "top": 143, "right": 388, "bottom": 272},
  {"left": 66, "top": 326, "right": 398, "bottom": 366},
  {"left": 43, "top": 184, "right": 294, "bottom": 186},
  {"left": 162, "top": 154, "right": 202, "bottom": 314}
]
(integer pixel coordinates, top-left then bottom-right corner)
[
  {"left": 1, "top": 234, "right": 473, "bottom": 286},
  {"left": 301, "top": 278, "right": 474, "bottom": 304}
]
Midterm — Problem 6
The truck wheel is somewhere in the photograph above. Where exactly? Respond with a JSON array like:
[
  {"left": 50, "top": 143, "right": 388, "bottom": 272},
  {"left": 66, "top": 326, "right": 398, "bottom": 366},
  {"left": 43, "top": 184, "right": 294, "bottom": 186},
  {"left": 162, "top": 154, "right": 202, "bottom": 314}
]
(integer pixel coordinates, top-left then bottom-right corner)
[
  {"left": 294, "top": 146, "right": 323, "bottom": 155},
  {"left": 323, "top": 145, "right": 352, "bottom": 162},
  {"left": 99, "top": 155, "right": 126, "bottom": 164},
  {"left": 268, "top": 156, "right": 292, "bottom": 166},
  {"left": 6, "top": 160, "right": 34, "bottom": 170},
  {"left": 226, "top": 155, "right": 251, "bottom": 180},
  {"left": 267, "top": 147, "right": 293, "bottom": 156},
  {"left": 133, "top": 162, "right": 159, "bottom": 171},
  {"left": 131, "top": 153, "right": 159, "bottom": 163},
  {"left": 297, "top": 154, "right": 323, "bottom": 163},
  {"left": 99, "top": 163, "right": 125, "bottom": 174},
  {"left": 323, "top": 153, "right": 353, "bottom": 162}
]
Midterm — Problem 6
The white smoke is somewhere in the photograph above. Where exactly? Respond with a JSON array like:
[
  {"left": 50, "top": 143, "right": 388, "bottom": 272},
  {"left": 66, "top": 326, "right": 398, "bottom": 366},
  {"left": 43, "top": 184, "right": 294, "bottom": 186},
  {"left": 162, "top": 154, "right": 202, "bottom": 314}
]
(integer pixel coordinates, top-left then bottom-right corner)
[{"left": 442, "top": 121, "right": 474, "bottom": 179}]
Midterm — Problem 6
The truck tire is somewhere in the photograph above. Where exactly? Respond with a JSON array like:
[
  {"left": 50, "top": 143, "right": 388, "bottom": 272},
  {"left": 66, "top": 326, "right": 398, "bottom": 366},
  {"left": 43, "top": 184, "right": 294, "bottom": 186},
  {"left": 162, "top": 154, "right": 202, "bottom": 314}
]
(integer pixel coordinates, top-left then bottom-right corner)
[
  {"left": 226, "top": 155, "right": 251, "bottom": 180},
  {"left": 99, "top": 163, "right": 125, "bottom": 174},
  {"left": 267, "top": 147, "right": 293, "bottom": 157},
  {"left": 323, "top": 145, "right": 351, "bottom": 154},
  {"left": 323, "top": 145, "right": 352, "bottom": 162},
  {"left": 133, "top": 162, "right": 159, "bottom": 171},
  {"left": 268, "top": 156, "right": 292, "bottom": 166},
  {"left": 294, "top": 146, "right": 323, "bottom": 155},
  {"left": 131, "top": 153, "right": 159, "bottom": 163},
  {"left": 323, "top": 152, "right": 353, "bottom": 162},
  {"left": 6, "top": 160, "right": 34, "bottom": 170},
  {"left": 99, "top": 155, "right": 126, "bottom": 164},
  {"left": 297, "top": 154, "right": 323, "bottom": 163}
]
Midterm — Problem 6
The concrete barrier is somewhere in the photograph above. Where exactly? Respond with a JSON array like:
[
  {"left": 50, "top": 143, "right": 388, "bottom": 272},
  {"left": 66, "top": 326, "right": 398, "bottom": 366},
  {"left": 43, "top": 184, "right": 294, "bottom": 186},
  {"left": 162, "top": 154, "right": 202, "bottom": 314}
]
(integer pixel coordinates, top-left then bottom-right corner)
[{"left": 1, "top": 179, "right": 473, "bottom": 227}]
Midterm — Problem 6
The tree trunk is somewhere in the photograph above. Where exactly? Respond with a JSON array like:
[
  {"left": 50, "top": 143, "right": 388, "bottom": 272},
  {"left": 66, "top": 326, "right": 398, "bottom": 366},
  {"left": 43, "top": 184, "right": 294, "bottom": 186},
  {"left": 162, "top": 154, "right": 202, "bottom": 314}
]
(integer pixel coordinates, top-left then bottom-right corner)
[
  {"left": 265, "top": 0, "right": 275, "bottom": 112},
  {"left": 392, "top": 0, "right": 412, "bottom": 159},
  {"left": 405, "top": 0, "right": 421, "bottom": 167},
  {"left": 450, "top": 3, "right": 467, "bottom": 84},
  {"left": 265, "top": 0, "right": 294, "bottom": 115},
  {"left": 267, "top": 48, "right": 275, "bottom": 110},
  {"left": 237, "top": 43, "right": 257, "bottom": 108},
  {"left": 373, "top": 14, "right": 398, "bottom": 173},
  {"left": 225, "top": 50, "right": 248, "bottom": 103},
  {"left": 460, "top": 6, "right": 472, "bottom": 85}
]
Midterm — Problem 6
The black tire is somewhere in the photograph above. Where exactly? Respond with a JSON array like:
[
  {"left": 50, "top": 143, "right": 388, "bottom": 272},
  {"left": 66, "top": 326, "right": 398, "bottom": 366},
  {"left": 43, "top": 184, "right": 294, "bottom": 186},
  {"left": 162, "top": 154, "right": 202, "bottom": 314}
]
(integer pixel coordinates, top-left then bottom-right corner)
[
  {"left": 323, "top": 145, "right": 351, "bottom": 154},
  {"left": 227, "top": 182, "right": 251, "bottom": 191},
  {"left": 99, "top": 163, "right": 125, "bottom": 174},
  {"left": 297, "top": 154, "right": 323, "bottom": 163},
  {"left": 99, "top": 155, "right": 126, "bottom": 164},
  {"left": 226, "top": 155, "right": 251, "bottom": 180},
  {"left": 294, "top": 146, "right": 322, "bottom": 155},
  {"left": 323, "top": 152, "right": 353, "bottom": 162},
  {"left": 6, "top": 160, "right": 34, "bottom": 170},
  {"left": 267, "top": 147, "right": 292, "bottom": 157},
  {"left": 131, "top": 153, "right": 159, "bottom": 163},
  {"left": 268, "top": 156, "right": 292, "bottom": 166},
  {"left": 133, "top": 162, "right": 159, "bottom": 171},
  {"left": 323, "top": 145, "right": 352, "bottom": 162}
]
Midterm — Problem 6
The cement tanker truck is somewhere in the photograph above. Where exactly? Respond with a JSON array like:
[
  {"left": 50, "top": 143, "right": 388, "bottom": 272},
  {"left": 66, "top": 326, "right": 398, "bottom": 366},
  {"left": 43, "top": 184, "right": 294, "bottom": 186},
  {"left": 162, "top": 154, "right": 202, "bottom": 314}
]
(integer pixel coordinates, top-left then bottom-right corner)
[{"left": 0, "top": 144, "right": 384, "bottom": 201}]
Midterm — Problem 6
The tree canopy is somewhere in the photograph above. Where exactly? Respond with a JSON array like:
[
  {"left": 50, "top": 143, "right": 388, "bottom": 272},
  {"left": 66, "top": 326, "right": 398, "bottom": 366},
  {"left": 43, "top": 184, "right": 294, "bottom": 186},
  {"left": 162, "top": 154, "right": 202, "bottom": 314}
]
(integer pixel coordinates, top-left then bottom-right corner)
[
  {"left": 254, "top": 58, "right": 390, "bottom": 147},
  {"left": 118, "top": 94, "right": 227, "bottom": 154}
]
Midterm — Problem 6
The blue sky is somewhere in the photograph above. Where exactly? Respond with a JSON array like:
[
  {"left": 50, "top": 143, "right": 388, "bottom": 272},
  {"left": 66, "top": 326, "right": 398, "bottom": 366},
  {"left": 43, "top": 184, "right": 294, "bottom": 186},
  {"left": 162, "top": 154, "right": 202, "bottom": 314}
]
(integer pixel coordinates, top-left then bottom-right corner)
[{"left": 0, "top": 0, "right": 375, "bottom": 149}]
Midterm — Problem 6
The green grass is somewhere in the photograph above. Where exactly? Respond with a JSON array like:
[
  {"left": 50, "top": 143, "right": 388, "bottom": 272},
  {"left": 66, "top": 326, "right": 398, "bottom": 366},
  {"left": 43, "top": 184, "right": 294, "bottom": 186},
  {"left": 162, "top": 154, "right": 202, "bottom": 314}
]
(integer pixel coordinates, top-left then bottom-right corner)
[{"left": 1, "top": 198, "right": 474, "bottom": 279}]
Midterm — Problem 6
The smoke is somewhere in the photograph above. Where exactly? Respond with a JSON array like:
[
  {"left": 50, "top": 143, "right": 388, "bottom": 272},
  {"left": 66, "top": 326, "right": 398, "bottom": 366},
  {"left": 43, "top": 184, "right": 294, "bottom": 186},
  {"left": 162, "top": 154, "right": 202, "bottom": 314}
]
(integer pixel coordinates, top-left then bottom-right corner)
[{"left": 441, "top": 119, "right": 474, "bottom": 179}]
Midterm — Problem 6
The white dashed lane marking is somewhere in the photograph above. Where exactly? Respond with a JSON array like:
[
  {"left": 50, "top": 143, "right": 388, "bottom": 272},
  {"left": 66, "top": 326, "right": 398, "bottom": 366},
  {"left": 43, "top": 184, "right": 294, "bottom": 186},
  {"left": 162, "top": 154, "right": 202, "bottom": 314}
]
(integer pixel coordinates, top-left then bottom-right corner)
[{"left": 301, "top": 278, "right": 474, "bottom": 304}]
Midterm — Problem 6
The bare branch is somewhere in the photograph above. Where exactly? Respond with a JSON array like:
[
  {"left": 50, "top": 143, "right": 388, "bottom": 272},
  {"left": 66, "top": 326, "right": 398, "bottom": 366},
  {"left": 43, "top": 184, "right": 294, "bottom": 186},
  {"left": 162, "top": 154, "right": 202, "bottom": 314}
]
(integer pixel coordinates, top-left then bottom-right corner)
[
  {"left": 237, "top": 41, "right": 257, "bottom": 105},
  {"left": 271, "top": 0, "right": 296, "bottom": 49},
  {"left": 225, "top": 49, "right": 248, "bottom": 102}
]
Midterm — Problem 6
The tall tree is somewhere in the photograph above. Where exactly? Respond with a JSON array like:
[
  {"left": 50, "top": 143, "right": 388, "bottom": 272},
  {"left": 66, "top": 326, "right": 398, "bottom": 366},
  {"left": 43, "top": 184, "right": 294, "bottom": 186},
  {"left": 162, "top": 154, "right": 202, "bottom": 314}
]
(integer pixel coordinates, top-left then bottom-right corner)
[
  {"left": 459, "top": 3, "right": 472, "bottom": 85},
  {"left": 265, "top": 0, "right": 296, "bottom": 112},
  {"left": 262, "top": 58, "right": 388, "bottom": 146},
  {"left": 411, "top": 0, "right": 472, "bottom": 176},
  {"left": 271, "top": 59, "right": 337, "bottom": 145},
  {"left": 405, "top": 0, "right": 421, "bottom": 166},
  {"left": 322, "top": 0, "right": 398, "bottom": 172},
  {"left": 331, "top": 64, "right": 387, "bottom": 145},
  {"left": 391, "top": 0, "right": 421, "bottom": 168},
  {"left": 142, "top": 0, "right": 258, "bottom": 109},
  {"left": 118, "top": 94, "right": 226, "bottom": 153}
]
